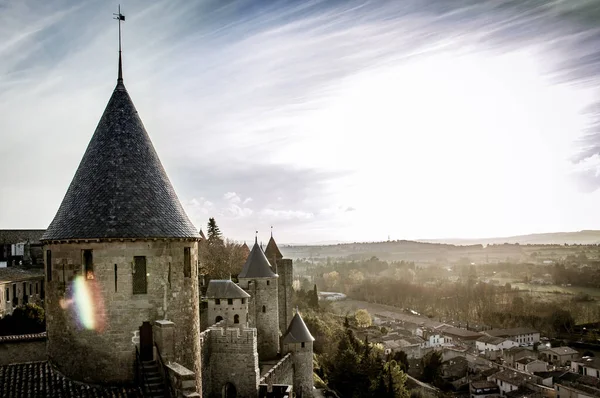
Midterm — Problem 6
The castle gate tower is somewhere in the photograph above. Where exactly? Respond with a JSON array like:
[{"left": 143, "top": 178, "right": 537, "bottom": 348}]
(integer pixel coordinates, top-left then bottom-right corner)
[
  {"left": 40, "top": 36, "right": 201, "bottom": 386},
  {"left": 238, "top": 239, "right": 280, "bottom": 360}
]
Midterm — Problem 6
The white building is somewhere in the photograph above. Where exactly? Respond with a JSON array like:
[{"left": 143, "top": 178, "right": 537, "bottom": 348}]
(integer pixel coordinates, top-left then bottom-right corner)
[
  {"left": 476, "top": 335, "right": 519, "bottom": 352},
  {"left": 484, "top": 328, "right": 540, "bottom": 345}
]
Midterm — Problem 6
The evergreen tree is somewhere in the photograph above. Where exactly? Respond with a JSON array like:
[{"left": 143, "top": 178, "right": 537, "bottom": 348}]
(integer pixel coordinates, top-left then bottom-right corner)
[
  {"left": 207, "top": 217, "right": 223, "bottom": 244},
  {"left": 308, "top": 284, "right": 319, "bottom": 310}
]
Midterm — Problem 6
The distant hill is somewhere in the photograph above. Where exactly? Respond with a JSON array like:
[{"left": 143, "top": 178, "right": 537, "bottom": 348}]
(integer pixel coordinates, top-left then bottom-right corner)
[
  {"left": 278, "top": 230, "right": 600, "bottom": 263},
  {"left": 417, "top": 230, "right": 600, "bottom": 246}
]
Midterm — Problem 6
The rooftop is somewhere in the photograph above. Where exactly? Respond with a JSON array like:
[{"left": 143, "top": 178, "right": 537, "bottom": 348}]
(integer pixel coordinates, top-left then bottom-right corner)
[
  {"left": 515, "top": 358, "right": 545, "bottom": 365},
  {"left": 238, "top": 241, "right": 277, "bottom": 279},
  {"left": 490, "top": 369, "right": 536, "bottom": 386},
  {"left": 437, "top": 325, "right": 482, "bottom": 339},
  {"left": 504, "top": 387, "right": 544, "bottom": 398},
  {"left": 0, "top": 230, "right": 45, "bottom": 245},
  {"left": 547, "top": 346, "right": 578, "bottom": 355},
  {"left": 205, "top": 280, "right": 250, "bottom": 299},
  {"left": 0, "top": 361, "right": 142, "bottom": 397},
  {"left": 282, "top": 312, "right": 314, "bottom": 344},
  {"left": 0, "top": 267, "right": 44, "bottom": 283},
  {"left": 264, "top": 236, "right": 283, "bottom": 262},
  {"left": 477, "top": 335, "right": 507, "bottom": 345},
  {"left": 574, "top": 355, "right": 600, "bottom": 368},
  {"left": 486, "top": 328, "right": 538, "bottom": 338},
  {"left": 471, "top": 380, "right": 498, "bottom": 390},
  {"left": 42, "top": 79, "right": 199, "bottom": 241}
]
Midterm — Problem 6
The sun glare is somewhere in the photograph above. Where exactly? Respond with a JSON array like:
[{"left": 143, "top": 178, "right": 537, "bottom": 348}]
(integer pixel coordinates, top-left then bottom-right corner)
[{"left": 273, "top": 47, "right": 595, "bottom": 239}]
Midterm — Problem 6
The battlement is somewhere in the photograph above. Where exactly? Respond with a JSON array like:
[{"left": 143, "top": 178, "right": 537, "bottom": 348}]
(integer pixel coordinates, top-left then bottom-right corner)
[
  {"left": 208, "top": 326, "right": 257, "bottom": 352},
  {"left": 259, "top": 353, "right": 293, "bottom": 387}
]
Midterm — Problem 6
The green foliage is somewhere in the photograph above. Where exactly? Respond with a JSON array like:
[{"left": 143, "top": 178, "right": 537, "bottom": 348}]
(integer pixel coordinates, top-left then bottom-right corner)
[
  {"left": 308, "top": 284, "right": 320, "bottom": 310},
  {"left": 389, "top": 350, "right": 409, "bottom": 373},
  {"left": 420, "top": 351, "right": 442, "bottom": 384},
  {"left": 0, "top": 303, "right": 46, "bottom": 336},
  {"left": 355, "top": 309, "right": 372, "bottom": 328},
  {"left": 206, "top": 217, "right": 222, "bottom": 243}
]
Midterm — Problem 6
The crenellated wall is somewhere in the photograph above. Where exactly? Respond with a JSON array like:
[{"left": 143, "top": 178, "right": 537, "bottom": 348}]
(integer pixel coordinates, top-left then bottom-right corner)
[
  {"left": 200, "top": 325, "right": 259, "bottom": 398},
  {"left": 259, "top": 353, "right": 293, "bottom": 387}
]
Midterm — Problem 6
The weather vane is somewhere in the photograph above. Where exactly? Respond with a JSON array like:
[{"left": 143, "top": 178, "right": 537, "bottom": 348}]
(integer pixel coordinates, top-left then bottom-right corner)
[
  {"left": 271, "top": 225, "right": 273, "bottom": 238},
  {"left": 113, "top": 5, "right": 126, "bottom": 83}
]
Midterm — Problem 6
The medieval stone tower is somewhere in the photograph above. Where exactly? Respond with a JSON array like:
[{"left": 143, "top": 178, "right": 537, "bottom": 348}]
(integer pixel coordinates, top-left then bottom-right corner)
[
  {"left": 238, "top": 240, "right": 280, "bottom": 360},
  {"left": 265, "top": 234, "right": 293, "bottom": 336},
  {"left": 40, "top": 52, "right": 202, "bottom": 385},
  {"left": 282, "top": 311, "right": 315, "bottom": 398}
]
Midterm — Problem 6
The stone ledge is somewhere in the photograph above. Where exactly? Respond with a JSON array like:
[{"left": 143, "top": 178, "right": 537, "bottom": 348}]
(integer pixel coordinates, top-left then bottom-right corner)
[{"left": 166, "top": 362, "right": 194, "bottom": 377}]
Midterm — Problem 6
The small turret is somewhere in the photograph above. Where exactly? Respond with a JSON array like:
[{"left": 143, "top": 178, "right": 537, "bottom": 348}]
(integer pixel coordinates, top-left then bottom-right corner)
[
  {"left": 206, "top": 280, "right": 250, "bottom": 328},
  {"left": 282, "top": 311, "right": 314, "bottom": 397}
]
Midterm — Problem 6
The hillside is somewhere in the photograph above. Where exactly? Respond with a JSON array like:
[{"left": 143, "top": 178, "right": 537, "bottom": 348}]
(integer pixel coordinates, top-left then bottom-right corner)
[{"left": 418, "top": 230, "right": 600, "bottom": 246}]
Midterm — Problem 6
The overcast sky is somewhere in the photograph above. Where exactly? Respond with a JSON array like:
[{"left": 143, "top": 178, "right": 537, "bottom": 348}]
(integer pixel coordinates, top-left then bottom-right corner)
[{"left": 2, "top": 0, "right": 600, "bottom": 244}]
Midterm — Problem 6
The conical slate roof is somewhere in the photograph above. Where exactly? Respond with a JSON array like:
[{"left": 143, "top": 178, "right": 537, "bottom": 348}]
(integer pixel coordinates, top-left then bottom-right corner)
[
  {"left": 264, "top": 236, "right": 283, "bottom": 261},
  {"left": 206, "top": 280, "right": 250, "bottom": 299},
  {"left": 238, "top": 241, "right": 277, "bottom": 278},
  {"left": 282, "top": 311, "right": 314, "bottom": 344},
  {"left": 42, "top": 81, "right": 199, "bottom": 241}
]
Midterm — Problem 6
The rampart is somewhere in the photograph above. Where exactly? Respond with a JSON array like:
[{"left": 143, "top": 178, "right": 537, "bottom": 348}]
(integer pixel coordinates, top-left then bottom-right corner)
[
  {"left": 0, "top": 332, "right": 47, "bottom": 365},
  {"left": 259, "top": 353, "right": 293, "bottom": 387}
]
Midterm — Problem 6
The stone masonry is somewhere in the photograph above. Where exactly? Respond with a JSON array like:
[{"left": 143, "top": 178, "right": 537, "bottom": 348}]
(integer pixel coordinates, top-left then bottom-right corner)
[
  {"left": 239, "top": 276, "right": 280, "bottom": 360},
  {"left": 44, "top": 240, "right": 201, "bottom": 385}
]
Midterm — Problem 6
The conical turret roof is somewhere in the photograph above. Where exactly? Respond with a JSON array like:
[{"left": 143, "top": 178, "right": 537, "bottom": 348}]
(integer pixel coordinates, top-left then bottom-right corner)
[
  {"left": 282, "top": 311, "right": 314, "bottom": 344},
  {"left": 264, "top": 236, "right": 283, "bottom": 261},
  {"left": 238, "top": 240, "right": 277, "bottom": 278},
  {"left": 42, "top": 81, "right": 199, "bottom": 241}
]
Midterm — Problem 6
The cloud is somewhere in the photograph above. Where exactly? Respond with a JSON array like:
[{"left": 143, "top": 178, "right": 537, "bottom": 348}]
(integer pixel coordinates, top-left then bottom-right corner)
[{"left": 3, "top": 0, "right": 600, "bottom": 242}]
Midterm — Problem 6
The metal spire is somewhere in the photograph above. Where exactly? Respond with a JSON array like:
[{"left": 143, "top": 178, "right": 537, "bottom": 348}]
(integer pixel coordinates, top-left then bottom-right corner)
[
  {"left": 255, "top": 230, "right": 258, "bottom": 244},
  {"left": 271, "top": 225, "right": 273, "bottom": 238},
  {"left": 113, "top": 5, "right": 126, "bottom": 84}
]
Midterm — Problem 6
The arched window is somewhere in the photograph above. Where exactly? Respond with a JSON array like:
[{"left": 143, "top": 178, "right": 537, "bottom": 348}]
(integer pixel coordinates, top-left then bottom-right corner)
[
  {"left": 262, "top": 305, "right": 266, "bottom": 313},
  {"left": 234, "top": 314, "right": 240, "bottom": 324},
  {"left": 216, "top": 316, "right": 223, "bottom": 323}
]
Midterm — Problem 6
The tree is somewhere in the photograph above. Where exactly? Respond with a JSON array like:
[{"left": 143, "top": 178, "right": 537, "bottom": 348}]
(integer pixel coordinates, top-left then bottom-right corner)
[
  {"left": 375, "top": 360, "right": 409, "bottom": 398},
  {"left": 308, "top": 284, "right": 320, "bottom": 310},
  {"left": 355, "top": 309, "right": 372, "bottom": 328},
  {"left": 0, "top": 304, "right": 45, "bottom": 336},
  {"left": 421, "top": 351, "right": 442, "bottom": 384},
  {"left": 206, "top": 217, "right": 222, "bottom": 243},
  {"left": 390, "top": 351, "right": 409, "bottom": 373}
]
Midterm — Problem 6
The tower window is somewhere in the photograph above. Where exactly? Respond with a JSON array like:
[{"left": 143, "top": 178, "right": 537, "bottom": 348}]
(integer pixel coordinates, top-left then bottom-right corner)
[
  {"left": 267, "top": 280, "right": 270, "bottom": 286},
  {"left": 132, "top": 256, "right": 147, "bottom": 294},
  {"left": 183, "top": 247, "right": 191, "bottom": 278},
  {"left": 5, "top": 287, "right": 8, "bottom": 301},
  {"left": 114, "top": 264, "right": 118, "bottom": 292},
  {"left": 242, "top": 298, "right": 246, "bottom": 304},
  {"left": 301, "top": 342, "right": 305, "bottom": 348},
  {"left": 46, "top": 250, "right": 52, "bottom": 282},
  {"left": 234, "top": 314, "right": 240, "bottom": 324},
  {"left": 215, "top": 298, "right": 221, "bottom": 305},
  {"left": 83, "top": 249, "right": 94, "bottom": 280},
  {"left": 216, "top": 316, "right": 223, "bottom": 323},
  {"left": 227, "top": 299, "right": 233, "bottom": 305},
  {"left": 262, "top": 305, "right": 266, "bottom": 313}
]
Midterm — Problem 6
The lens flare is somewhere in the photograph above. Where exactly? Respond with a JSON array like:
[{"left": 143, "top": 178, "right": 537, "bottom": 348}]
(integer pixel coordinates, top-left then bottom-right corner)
[{"left": 69, "top": 275, "right": 106, "bottom": 332}]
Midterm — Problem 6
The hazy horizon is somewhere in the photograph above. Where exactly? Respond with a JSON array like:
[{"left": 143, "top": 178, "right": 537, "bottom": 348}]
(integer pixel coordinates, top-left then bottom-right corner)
[{"left": 3, "top": 1, "right": 600, "bottom": 244}]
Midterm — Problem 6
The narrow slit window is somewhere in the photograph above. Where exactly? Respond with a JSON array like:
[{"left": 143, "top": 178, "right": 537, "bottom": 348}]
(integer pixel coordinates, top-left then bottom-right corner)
[
  {"left": 83, "top": 249, "right": 94, "bottom": 280},
  {"left": 132, "top": 256, "right": 147, "bottom": 295},
  {"left": 242, "top": 298, "right": 246, "bottom": 304},
  {"left": 168, "top": 263, "right": 172, "bottom": 288},
  {"left": 114, "top": 264, "right": 118, "bottom": 292},
  {"left": 5, "top": 287, "right": 8, "bottom": 302},
  {"left": 46, "top": 250, "right": 52, "bottom": 282},
  {"left": 301, "top": 342, "right": 305, "bottom": 348},
  {"left": 183, "top": 247, "right": 191, "bottom": 278},
  {"left": 262, "top": 305, "right": 266, "bottom": 313},
  {"left": 35, "top": 283, "right": 38, "bottom": 294},
  {"left": 267, "top": 280, "right": 270, "bottom": 286}
]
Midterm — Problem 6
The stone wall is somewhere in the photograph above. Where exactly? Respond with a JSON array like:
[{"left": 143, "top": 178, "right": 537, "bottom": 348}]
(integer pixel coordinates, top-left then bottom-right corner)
[
  {"left": 240, "top": 277, "right": 279, "bottom": 360},
  {"left": 0, "top": 333, "right": 47, "bottom": 365},
  {"left": 206, "top": 326, "right": 259, "bottom": 398},
  {"left": 43, "top": 240, "right": 201, "bottom": 386},
  {"left": 259, "top": 353, "right": 293, "bottom": 387},
  {"left": 276, "top": 259, "right": 293, "bottom": 335},
  {"left": 284, "top": 341, "right": 314, "bottom": 398},
  {"left": 207, "top": 297, "right": 248, "bottom": 328}
]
